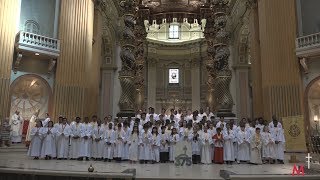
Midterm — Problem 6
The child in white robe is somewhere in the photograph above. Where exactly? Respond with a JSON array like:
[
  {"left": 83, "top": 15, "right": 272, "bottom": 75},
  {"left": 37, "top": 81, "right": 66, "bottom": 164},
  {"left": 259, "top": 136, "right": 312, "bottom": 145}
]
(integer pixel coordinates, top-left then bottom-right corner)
[
  {"left": 139, "top": 124, "right": 152, "bottom": 163},
  {"left": 41, "top": 121, "right": 57, "bottom": 159},
  {"left": 70, "top": 117, "right": 82, "bottom": 160},
  {"left": 262, "top": 126, "right": 275, "bottom": 164},
  {"left": 28, "top": 121, "right": 43, "bottom": 159},
  {"left": 192, "top": 127, "right": 201, "bottom": 164},
  {"left": 128, "top": 125, "right": 140, "bottom": 162},
  {"left": 250, "top": 128, "right": 263, "bottom": 165},
  {"left": 201, "top": 125, "right": 213, "bottom": 164},
  {"left": 151, "top": 126, "right": 161, "bottom": 163},
  {"left": 114, "top": 123, "right": 125, "bottom": 161},
  {"left": 79, "top": 117, "right": 92, "bottom": 161},
  {"left": 169, "top": 127, "right": 180, "bottom": 162},
  {"left": 92, "top": 120, "right": 104, "bottom": 160},
  {"left": 122, "top": 121, "right": 131, "bottom": 161},
  {"left": 160, "top": 126, "right": 169, "bottom": 163},
  {"left": 56, "top": 117, "right": 71, "bottom": 160},
  {"left": 237, "top": 126, "right": 250, "bottom": 163},
  {"left": 223, "top": 123, "right": 235, "bottom": 164},
  {"left": 103, "top": 123, "right": 115, "bottom": 162}
]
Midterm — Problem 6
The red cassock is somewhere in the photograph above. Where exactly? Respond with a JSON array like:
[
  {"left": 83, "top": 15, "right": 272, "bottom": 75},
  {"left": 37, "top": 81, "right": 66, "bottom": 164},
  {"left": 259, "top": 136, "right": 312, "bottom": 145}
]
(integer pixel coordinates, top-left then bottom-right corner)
[{"left": 212, "top": 134, "right": 224, "bottom": 164}]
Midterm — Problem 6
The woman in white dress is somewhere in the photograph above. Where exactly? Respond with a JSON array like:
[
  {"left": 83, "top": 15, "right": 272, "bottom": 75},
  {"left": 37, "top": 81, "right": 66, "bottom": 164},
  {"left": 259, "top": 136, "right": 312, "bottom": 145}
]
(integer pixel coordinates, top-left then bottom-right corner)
[
  {"left": 27, "top": 121, "right": 43, "bottom": 159},
  {"left": 128, "top": 125, "right": 140, "bottom": 163},
  {"left": 169, "top": 127, "right": 180, "bottom": 162},
  {"left": 41, "top": 121, "right": 57, "bottom": 159},
  {"left": 151, "top": 126, "right": 161, "bottom": 163}
]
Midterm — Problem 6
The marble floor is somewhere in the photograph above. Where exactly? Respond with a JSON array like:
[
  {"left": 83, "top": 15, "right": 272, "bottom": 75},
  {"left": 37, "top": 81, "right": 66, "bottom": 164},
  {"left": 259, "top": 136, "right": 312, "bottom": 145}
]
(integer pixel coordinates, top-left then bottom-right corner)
[{"left": 0, "top": 145, "right": 320, "bottom": 179}]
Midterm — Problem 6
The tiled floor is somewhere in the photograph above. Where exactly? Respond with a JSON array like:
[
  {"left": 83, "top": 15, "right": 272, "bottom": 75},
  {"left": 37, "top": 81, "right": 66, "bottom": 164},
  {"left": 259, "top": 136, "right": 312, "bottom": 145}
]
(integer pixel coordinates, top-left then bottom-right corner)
[{"left": 0, "top": 145, "right": 319, "bottom": 179}]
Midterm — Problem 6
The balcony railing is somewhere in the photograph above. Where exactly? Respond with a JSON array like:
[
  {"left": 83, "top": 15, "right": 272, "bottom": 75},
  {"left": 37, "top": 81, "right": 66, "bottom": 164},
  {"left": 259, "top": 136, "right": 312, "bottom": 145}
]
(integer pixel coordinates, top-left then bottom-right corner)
[
  {"left": 296, "top": 32, "right": 320, "bottom": 57},
  {"left": 15, "top": 31, "right": 60, "bottom": 57}
]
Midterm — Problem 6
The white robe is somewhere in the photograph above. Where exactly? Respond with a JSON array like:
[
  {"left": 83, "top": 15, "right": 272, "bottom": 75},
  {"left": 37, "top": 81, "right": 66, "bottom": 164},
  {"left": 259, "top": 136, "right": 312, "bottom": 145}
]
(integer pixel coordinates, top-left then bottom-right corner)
[
  {"left": 151, "top": 134, "right": 161, "bottom": 162},
  {"left": 56, "top": 124, "right": 71, "bottom": 158},
  {"left": 192, "top": 132, "right": 201, "bottom": 155},
  {"left": 27, "top": 127, "right": 43, "bottom": 157},
  {"left": 70, "top": 123, "right": 82, "bottom": 158},
  {"left": 169, "top": 134, "right": 180, "bottom": 161},
  {"left": 223, "top": 130, "right": 235, "bottom": 161},
  {"left": 122, "top": 127, "right": 131, "bottom": 160},
  {"left": 103, "top": 129, "right": 115, "bottom": 159},
  {"left": 114, "top": 129, "right": 125, "bottom": 158},
  {"left": 41, "top": 127, "right": 57, "bottom": 158},
  {"left": 250, "top": 133, "right": 262, "bottom": 164},
  {"left": 232, "top": 125, "right": 239, "bottom": 160},
  {"left": 42, "top": 117, "right": 50, "bottom": 127},
  {"left": 92, "top": 126, "right": 105, "bottom": 158},
  {"left": 261, "top": 132, "right": 276, "bottom": 159},
  {"left": 201, "top": 132, "right": 213, "bottom": 164},
  {"left": 237, "top": 130, "right": 250, "bottom": 161},
  {"left": 128, "top": 133, "right": 141, "bottom": 161},
  {"left": 160, "top": 133, "right": 169, "bottom": 152},
  {"left": 139, "top": 131, "right": 152, "bottom": 160},
  {"left": 79, "top": 123, "right": 92, "bottom": 157},
  {"left": 271, "top": 127, "right": 285, "bottom": 160},
  {"left": 26, "top": 115, "right": 37, "bottom": 142},
  {"left": 10, "top": 114, "right": 23, "bottom": 142}
]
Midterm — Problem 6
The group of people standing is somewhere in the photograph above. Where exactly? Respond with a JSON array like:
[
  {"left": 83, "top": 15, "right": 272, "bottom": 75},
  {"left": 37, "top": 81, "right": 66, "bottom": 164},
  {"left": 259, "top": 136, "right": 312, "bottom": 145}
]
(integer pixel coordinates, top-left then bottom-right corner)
[{"left": 25, "top": 107, "right": 286, "bottom": 165}]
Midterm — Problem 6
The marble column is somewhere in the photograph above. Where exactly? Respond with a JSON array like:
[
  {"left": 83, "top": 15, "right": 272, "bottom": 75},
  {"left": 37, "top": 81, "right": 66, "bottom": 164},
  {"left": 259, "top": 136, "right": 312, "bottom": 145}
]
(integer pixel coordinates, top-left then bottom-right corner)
[
  {"left": 0, "top": 0, "right": 20, "bottom": 118},
  {"left": 134, "top": 9, "right": 148, "bottom": 111},
  {"left": 53, "top": 0, "right": 94, "bottom": 120},
  {"left": 147, "top": 58, "right": 157, "bottom": 109},
  {"left": 248, "top": 0, "right": 263, "bottom": 118},
  {"left": 191, "top": 59, "right": 201, "bottom": 111},
  {"left": 212, "top": 0, "right": 234, "bottom": 117},
  {"left": 118, "top": 0, "right": 138, "bottom": 117}
]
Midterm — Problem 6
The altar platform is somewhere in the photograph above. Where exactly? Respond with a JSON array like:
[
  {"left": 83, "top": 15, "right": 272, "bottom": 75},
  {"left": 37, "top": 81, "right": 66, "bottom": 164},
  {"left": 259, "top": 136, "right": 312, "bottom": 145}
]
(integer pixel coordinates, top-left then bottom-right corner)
[{"left": 0, "top": 145, "right": 320, "bottom": 180}]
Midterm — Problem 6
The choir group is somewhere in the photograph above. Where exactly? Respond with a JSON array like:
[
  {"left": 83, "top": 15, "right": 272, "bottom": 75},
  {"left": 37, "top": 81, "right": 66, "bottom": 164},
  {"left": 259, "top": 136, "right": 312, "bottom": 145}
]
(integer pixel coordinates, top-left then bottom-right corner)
[{"left": 27, "top": 107, "right": 286, "bottom": 165}]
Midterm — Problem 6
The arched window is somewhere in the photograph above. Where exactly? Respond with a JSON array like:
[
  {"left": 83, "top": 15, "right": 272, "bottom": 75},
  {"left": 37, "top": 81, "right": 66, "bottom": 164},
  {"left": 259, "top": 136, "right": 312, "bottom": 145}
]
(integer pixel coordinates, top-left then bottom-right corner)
[{"left": 24, "top": 20, "right": 40, "bottom": 34}]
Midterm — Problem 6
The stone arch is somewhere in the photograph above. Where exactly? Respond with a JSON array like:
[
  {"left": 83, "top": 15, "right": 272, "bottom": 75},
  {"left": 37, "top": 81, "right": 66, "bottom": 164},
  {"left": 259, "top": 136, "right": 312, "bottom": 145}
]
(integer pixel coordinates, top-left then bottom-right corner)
[{"left": 10, "top": 74, "right": 52, "bottom": 120}]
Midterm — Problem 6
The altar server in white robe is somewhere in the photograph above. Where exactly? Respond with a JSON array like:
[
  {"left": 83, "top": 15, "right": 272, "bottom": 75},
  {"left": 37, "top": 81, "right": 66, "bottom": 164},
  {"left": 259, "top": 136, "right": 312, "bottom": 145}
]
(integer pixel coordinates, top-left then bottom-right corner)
[
  {"left": 70, "top": 117, "right": 82, "bottom": 160},
  {"left": 223, "top": 123, "right": 235, "bottom": 164},
  {"left": 250, "top": 128, "right": 263, "bottom": 164},
  {"left": 271, "top": 122, "right": 285, "bottom": 164},
  {"left": 208, "top": 122, "right": 216, "bottom": 161},
  {"left": 26, "top": 110, "right": 40, "bottom": 145},
  {"left": 28, "top": 121, "right": 43, "bottom": 159},
  {"left": 122, "top": 121, "right": 131, "bottom": 160},
  {"left": 104, "top": 123, "right": 115, "bottom": 161},
  {"left": 192, "top": 127, "right": 201, "bottom": 164},
  {"left": 139, "top": 124, "right": 152, "bottom": 163},
  {"left": 54, "top": 116, "right": 63, "bottom": 153},
  {"left": 216, "top": 117, "right": 227, "bottom": 130},
  {"left": 92, "top": 120, "right": 104, "bottom": 160},
  {"left": 128, "top": 125, "right": 140, "bottom": 162},
  {"left": 160, "top": 126, "right": 169, "bottom": 163},
  {"left": 41, "top": 121, "right": 57, "bottom": 159},
  {"left": 151, "top": 127, "right": 161, "bottom": 163},
  {"left": 201, "top": 125, "right": 213, "bottom": 164},
  {"left": 114, "top": 123, "right": 125, "bottom": 161},
  {"left": 262, "top": 126, "right": 275, "bottom": 163},
  {"left": 42, "top": 113, "right": 51, "bottom": 127},
  {"left": 10, "top": 111, "right": 23, "bottom": 143},
  {"left": 79, "top": 117, "right": 92, "bottom": 160},
  {"left": 229, "top": 119, "right": 238, "bottom": 161},
  {"left": 237, "top": 126, "right": 250, "bottom": 163},
  {"left": 169, "top": 127, "right": 180, "bottom": 162},
  {"left": 56, "top": 117, "right": 71, "bottom": 159}
]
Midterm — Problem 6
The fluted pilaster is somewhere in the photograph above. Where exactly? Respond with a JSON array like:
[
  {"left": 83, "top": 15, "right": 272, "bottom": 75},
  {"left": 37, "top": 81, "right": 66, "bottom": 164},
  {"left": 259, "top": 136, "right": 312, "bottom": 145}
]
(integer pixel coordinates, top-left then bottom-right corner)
[
  {"left": 0, "top": 0, "right": 20, "bottom": 118},
  {"left": 53, "top": 0, "right": 94, "bottom": 120}
]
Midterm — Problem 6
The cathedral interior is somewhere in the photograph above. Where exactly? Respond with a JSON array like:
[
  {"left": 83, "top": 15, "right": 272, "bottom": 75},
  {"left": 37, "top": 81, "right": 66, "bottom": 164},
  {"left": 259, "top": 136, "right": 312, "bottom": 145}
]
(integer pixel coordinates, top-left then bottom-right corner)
[
  {"left": 1, "top": 0, "right": 320, "bottom": 153},
  {"left": 2, "top": 0, "right": 320, "bottom": 179}
]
